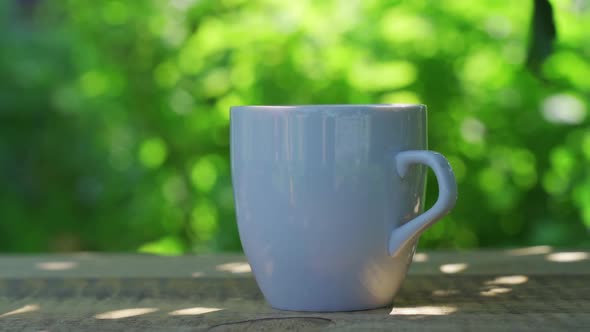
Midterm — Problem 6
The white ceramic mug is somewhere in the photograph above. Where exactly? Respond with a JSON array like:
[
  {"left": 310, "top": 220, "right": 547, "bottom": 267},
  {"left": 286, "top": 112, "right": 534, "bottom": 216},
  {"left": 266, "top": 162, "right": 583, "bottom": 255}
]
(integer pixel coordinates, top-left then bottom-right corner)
[{"left": 231, "top": 104, "right": 457, "bottom": 311}]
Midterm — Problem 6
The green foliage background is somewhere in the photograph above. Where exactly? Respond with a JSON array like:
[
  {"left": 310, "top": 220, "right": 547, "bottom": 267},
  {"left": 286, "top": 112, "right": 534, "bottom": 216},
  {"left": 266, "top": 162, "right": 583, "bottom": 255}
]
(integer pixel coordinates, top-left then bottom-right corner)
[{"left": 1, "top": 0, "right": 589, "bottom": 253}]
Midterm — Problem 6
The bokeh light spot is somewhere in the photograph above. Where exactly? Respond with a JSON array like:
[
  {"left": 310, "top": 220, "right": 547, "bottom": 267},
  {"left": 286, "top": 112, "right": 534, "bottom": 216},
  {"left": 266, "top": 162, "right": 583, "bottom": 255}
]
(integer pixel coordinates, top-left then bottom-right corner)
[
  {"left": 542, "top": 93, "right": 586, "bottom": 125},
  {"left": 169, "top": 89, "right": 194, "bottom": 115},
  {"left": 550, "top": 147, "right": 575, "bottom": 176},
  {"left": 191, "top": 157, "right": 218, "bottom": 192},
  {"left": 216, "top": 93, "right": 242, "bottom": 121},
  {"left": 348, "top": 61, "right": 417, "bottom": 92},
  {"left": 178, "top": 35, "right": 204, "bottom": 74},
  {"left": 462, "top": 49, "right": 505, "bottom": 85},
  {"left": 478, "top": 167, "right": 505, "bottom": 193},
  {"left": 544, "top": 52, "right": 590, "bottom": 89},
  {"left": 461, "top": 117, "right": 486, "bottom": 143},
  {"left": 191, "top": 200, "right": 218, "bottom": 239},
  {"left": 484, "top": 15, "right": 512, "bottom": 39},
  {"left": 202, "top": 68, "right": 230, "bottom": 98},
  {"left": 102, "top": 1, "right": 129, "bottom": 25},
  {"left": 162, "top": 175, "right": 187, "bottom": 204},
  {"left": 542, "top": 171, "right": 568, "bottom": 195},
  {"left": 230, "top": 61, "right": 255, "bottom": 90},
  {"left": 380, "top": 9, "right": 434, "bottom": 48},
  {"left": 139, "top": 137, "right": 168, "bottom": 169},
  {"left": 80, "top": 71, "right": 108, "bottom": 97},
  {"left": 154, "top": 61, "right": 180, "bottom": 88},
  {"left": 509, "top": 149, "right": 537, "bottom": 189}
]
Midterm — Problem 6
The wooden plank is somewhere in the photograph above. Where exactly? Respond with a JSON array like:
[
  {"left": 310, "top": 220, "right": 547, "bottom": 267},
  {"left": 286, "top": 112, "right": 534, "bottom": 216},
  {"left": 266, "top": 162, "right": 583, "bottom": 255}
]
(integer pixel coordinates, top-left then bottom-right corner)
[
  {"left": 0, "top": 247, "right": 587, "bottom": 278},
  {"left": 0, "top": 248, "right": 588, "bottom": 331},
  {"left": 0, "top": 275, "right": 588, "bottom": 331}
]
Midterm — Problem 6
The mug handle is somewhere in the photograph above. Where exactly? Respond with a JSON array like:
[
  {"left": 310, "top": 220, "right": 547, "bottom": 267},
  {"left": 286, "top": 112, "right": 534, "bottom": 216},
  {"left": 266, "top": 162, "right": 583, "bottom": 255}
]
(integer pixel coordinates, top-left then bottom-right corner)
[{"left": 388, "top": 150, "right": 458, "bottom": 257}]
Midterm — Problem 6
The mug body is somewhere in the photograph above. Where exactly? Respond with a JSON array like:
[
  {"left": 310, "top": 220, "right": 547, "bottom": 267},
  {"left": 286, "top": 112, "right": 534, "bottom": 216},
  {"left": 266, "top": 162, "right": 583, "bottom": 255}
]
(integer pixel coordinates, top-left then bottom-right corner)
[{"left": 231, "top": 104, "right": 427, "bottom": 311}]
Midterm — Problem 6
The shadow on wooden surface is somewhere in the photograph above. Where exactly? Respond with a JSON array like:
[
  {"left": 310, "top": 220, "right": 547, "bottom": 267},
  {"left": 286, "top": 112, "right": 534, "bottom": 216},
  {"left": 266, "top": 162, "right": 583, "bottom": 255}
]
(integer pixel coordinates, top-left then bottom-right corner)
[
  {"left": 0, "top": 274, "right": 588, "bottom": 331},
  {"left": 1, "top": 248, "right": 588, "bottom": 331}
]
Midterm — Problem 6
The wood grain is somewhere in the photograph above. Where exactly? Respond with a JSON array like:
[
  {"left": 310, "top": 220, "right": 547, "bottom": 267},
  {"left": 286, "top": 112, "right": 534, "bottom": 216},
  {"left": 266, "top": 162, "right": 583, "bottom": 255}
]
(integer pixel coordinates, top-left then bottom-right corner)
[{"left": 0, "top": 248, "right": 588, "bottom": 331}]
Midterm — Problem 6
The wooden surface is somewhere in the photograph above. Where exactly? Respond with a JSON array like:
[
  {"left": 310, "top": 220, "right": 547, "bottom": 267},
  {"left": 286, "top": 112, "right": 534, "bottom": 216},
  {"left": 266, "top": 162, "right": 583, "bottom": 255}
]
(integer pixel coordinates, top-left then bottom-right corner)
[{"left": 0, "top": 247, "right": 588, "bottom": 331}]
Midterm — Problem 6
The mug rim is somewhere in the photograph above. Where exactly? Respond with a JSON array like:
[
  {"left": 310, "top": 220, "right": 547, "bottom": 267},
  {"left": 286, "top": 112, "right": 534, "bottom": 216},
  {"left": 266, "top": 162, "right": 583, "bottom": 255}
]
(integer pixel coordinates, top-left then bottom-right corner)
[{"left": 231, "top": 104, "right": 426, "bottom": 113}]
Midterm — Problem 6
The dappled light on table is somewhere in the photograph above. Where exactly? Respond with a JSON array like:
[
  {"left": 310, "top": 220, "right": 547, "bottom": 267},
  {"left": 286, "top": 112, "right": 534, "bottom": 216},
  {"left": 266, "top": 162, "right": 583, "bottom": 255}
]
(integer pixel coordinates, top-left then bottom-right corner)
[
  {"left": 390, "top": 306, "right": 457, "bottom": 316},
  {"left": 486, "top": 275, "right": 528, "bottom": 285},
  {"left": 0, "top": 304, "right": 39, "bottom": 318},
  {"left": 439, "top": 263, "right": 468, "bottom": 274},
  {"left": 412, "top": 253, "right": 428, "bottom": 262},
  {"left": 432, "top": 289, "right": 460, "bottom": 297},
  {"left": 546, "top": 252, "right": 589, "bottom": 263},
  {"left": 36, "top": 261, "right": 78, "bottom": 271},
  {"left": 0, "top": 251, "right": 586, "bottom": 330},
  {"left": 169, "top": 307, "right": 223, "bottom": 316},
  {"left": 480, "top": 287, "right": 512, "bottom": 297},
  {"left": 216, "top": 262, "right": 252, "bottom": 274},
  {"left": 94, "top": 308, "right": 158, "bottom": 320},
  {"left": 505, "top": 246, "right": 553, "bottom": 256}
]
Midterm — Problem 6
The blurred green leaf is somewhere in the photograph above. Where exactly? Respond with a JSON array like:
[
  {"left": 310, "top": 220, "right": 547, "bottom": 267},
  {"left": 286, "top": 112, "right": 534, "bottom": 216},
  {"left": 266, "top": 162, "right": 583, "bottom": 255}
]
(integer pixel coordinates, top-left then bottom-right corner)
[
  {"left": 139, "top": 236, "right": 185, "bottom": 255},
  {"left": 0, "top": 0, "right": 589, "bottom": 254}
]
